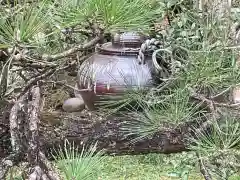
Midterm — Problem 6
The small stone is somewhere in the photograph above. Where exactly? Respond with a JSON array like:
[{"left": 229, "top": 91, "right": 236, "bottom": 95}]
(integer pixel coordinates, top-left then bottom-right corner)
[
  {"left": 62, "top": 98, "right": 85, "bottom": 112},
  {"left": 232, "top": 87, "right": 240, "bottom": 103}
]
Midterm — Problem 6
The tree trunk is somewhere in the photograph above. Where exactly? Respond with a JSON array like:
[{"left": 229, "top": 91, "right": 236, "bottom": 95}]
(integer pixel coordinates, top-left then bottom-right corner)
[
  {"left": 0, "top": 108, "right": 204, "bottom": 159},
  {"left": 39, "top": 111, "right": 191, "bottom": 157}
]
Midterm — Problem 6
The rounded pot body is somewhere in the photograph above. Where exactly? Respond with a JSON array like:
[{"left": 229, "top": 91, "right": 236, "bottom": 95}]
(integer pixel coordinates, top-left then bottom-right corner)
[{"left": 75, "top": 32, "right": 156, "bottom": 110}]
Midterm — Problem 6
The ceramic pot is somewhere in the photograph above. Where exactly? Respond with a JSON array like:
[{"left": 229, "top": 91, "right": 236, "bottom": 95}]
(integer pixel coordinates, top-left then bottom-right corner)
[{"left": 75, "top": 32, "right": 157, "bottom": 110}]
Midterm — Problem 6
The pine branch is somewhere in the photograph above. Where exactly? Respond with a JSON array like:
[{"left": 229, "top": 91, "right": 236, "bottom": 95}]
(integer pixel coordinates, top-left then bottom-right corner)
[
  {"left": 42, "top": 36, "right": 101, "bottom": 61},
  {"left": 27, "top": 86, "right": 60, "bottom": 180}
]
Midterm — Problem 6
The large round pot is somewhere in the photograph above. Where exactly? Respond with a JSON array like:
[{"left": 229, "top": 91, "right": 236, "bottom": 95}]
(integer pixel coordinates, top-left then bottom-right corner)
[{"left": 75, "top": 32, "right": 158, "bottom": 110}]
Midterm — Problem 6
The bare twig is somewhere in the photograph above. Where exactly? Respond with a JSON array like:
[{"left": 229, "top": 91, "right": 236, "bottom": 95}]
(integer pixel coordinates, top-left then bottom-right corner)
[
  {"left": 210, "top": 86, "right": 233, "bottom": 99},
  {"left": 153, "top": 77, "right": 177, "bottom": 92},
  {"left": 13, "top": 61, "right": 57, "bottom": 69},
  {"left": 214, "top": 102, "right": 240, "bottom": 108},
  {"left": 188, "top": 87, "right": 240, "bottom": 110},
  {"left": 215, "top": 159, "right": 240, "bottom": 168},
  {"left": 16, "top": 69, "right": 55, "bottom": 100},
  {"left": 74, "top": 29, "right": 94, "bottom": 36},
  {"left": 7, "top": 35, "right": 100, "bottom": 63}
]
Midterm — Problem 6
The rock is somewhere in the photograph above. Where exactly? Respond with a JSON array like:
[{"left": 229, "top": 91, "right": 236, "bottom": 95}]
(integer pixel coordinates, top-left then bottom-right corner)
[
  {"left": 232, "top": 87, "right": 240, "bottom": 103},
  {"left": 62, "top": 97, "right": 85, "bottom": 112}
]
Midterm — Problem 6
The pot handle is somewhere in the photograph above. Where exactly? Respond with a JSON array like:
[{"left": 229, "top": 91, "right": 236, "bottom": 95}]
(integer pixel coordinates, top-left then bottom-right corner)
[
  {"left": 152, "top": 48, "right": 173, "bottom": 72},
  {"left": 152, "top": 46, "right": 189, "bottom": 78},
  {"left": 137, "top": 38, "right": 161, "bottom": 64}
]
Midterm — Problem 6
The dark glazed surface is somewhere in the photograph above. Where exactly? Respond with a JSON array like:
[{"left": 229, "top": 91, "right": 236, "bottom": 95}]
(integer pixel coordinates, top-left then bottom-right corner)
[{"left": 77, "top": 54, "right": 154, "bottom": 94}]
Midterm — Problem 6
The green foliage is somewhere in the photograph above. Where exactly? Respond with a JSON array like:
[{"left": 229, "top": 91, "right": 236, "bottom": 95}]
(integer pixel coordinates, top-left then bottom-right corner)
[
  {"left": 178, "top": 50, "right": 240, "bottom": 95},
  {"left": 166, "top": 152, "right": 196, "bottom": 180},
  {"left": 52, "top": 140, "right": 106, "bottom": 180},
  {"left": 95, "top": 88, "right": 148, "bottom": 116},
  {"left": 101, "top": 0, "right": 240, "bottom": 138},
  {"left": 0, "top": 0, "right": 54, "bottom": 47},
  {"left": 98, "top": 153, "right": 203, "bottom": 180},
  {"left": 119, "top": 88, "right": 204, "bottom": 142},
  {"left": 0, "top": 0, "right": 163, "bottom": 53},
  {"left": 187, "top": 117, "right": 240, "bottom": 179},
  {"left": 188, "top": 117, "right": 240, "bottom": 156},
  {"left": 53, "top": 0, "right": 161, "bottom": 32}
]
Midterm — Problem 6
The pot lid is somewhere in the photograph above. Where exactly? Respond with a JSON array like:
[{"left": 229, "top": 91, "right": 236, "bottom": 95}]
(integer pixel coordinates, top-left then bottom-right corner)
[
  {"left": 112, "top": 31, "right": 146, "bottom": 47},
  {"left": 97, "top": 32, "right": 147, "bottom": 55}
]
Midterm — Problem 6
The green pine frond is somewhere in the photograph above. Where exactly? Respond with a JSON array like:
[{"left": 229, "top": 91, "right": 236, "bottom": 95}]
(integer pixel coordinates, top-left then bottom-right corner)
[
  {"left": 120, "top": 88, "right": 205, "bottom": 142},
  {"left": 53, "top": 0, "right": 161, "bottom": 32},
  {"left": 52, "top": 140, "right": 106, "bottom": 180},
  {"left": 0, "top": 0, "right": 54, "bottom": 47},
  {"left": 188, "top": 117, "right": 240, "bottom": 153}
]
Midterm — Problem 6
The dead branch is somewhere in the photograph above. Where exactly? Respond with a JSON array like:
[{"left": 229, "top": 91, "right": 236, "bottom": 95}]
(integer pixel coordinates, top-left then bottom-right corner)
[
  {"left": 28, "top": 166, "right": 44, "bottom": 180},
  {"left": 214, "top": 102, "right": 240, "bottom": 108},
  {"left": 0, "top": 109, "right": 191, "bottom": 158},
  {"left": 38, "top": 152, "right": 60, "bottom": 180},
  {"left": 13, "top": 61, "right": 57, "bottom": 69},
  {"left": 210, "top": 86, "right": 233, "bottom": 99},
  {"left": 39, "top": 110, "right": 188, "bottom": 156}
]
